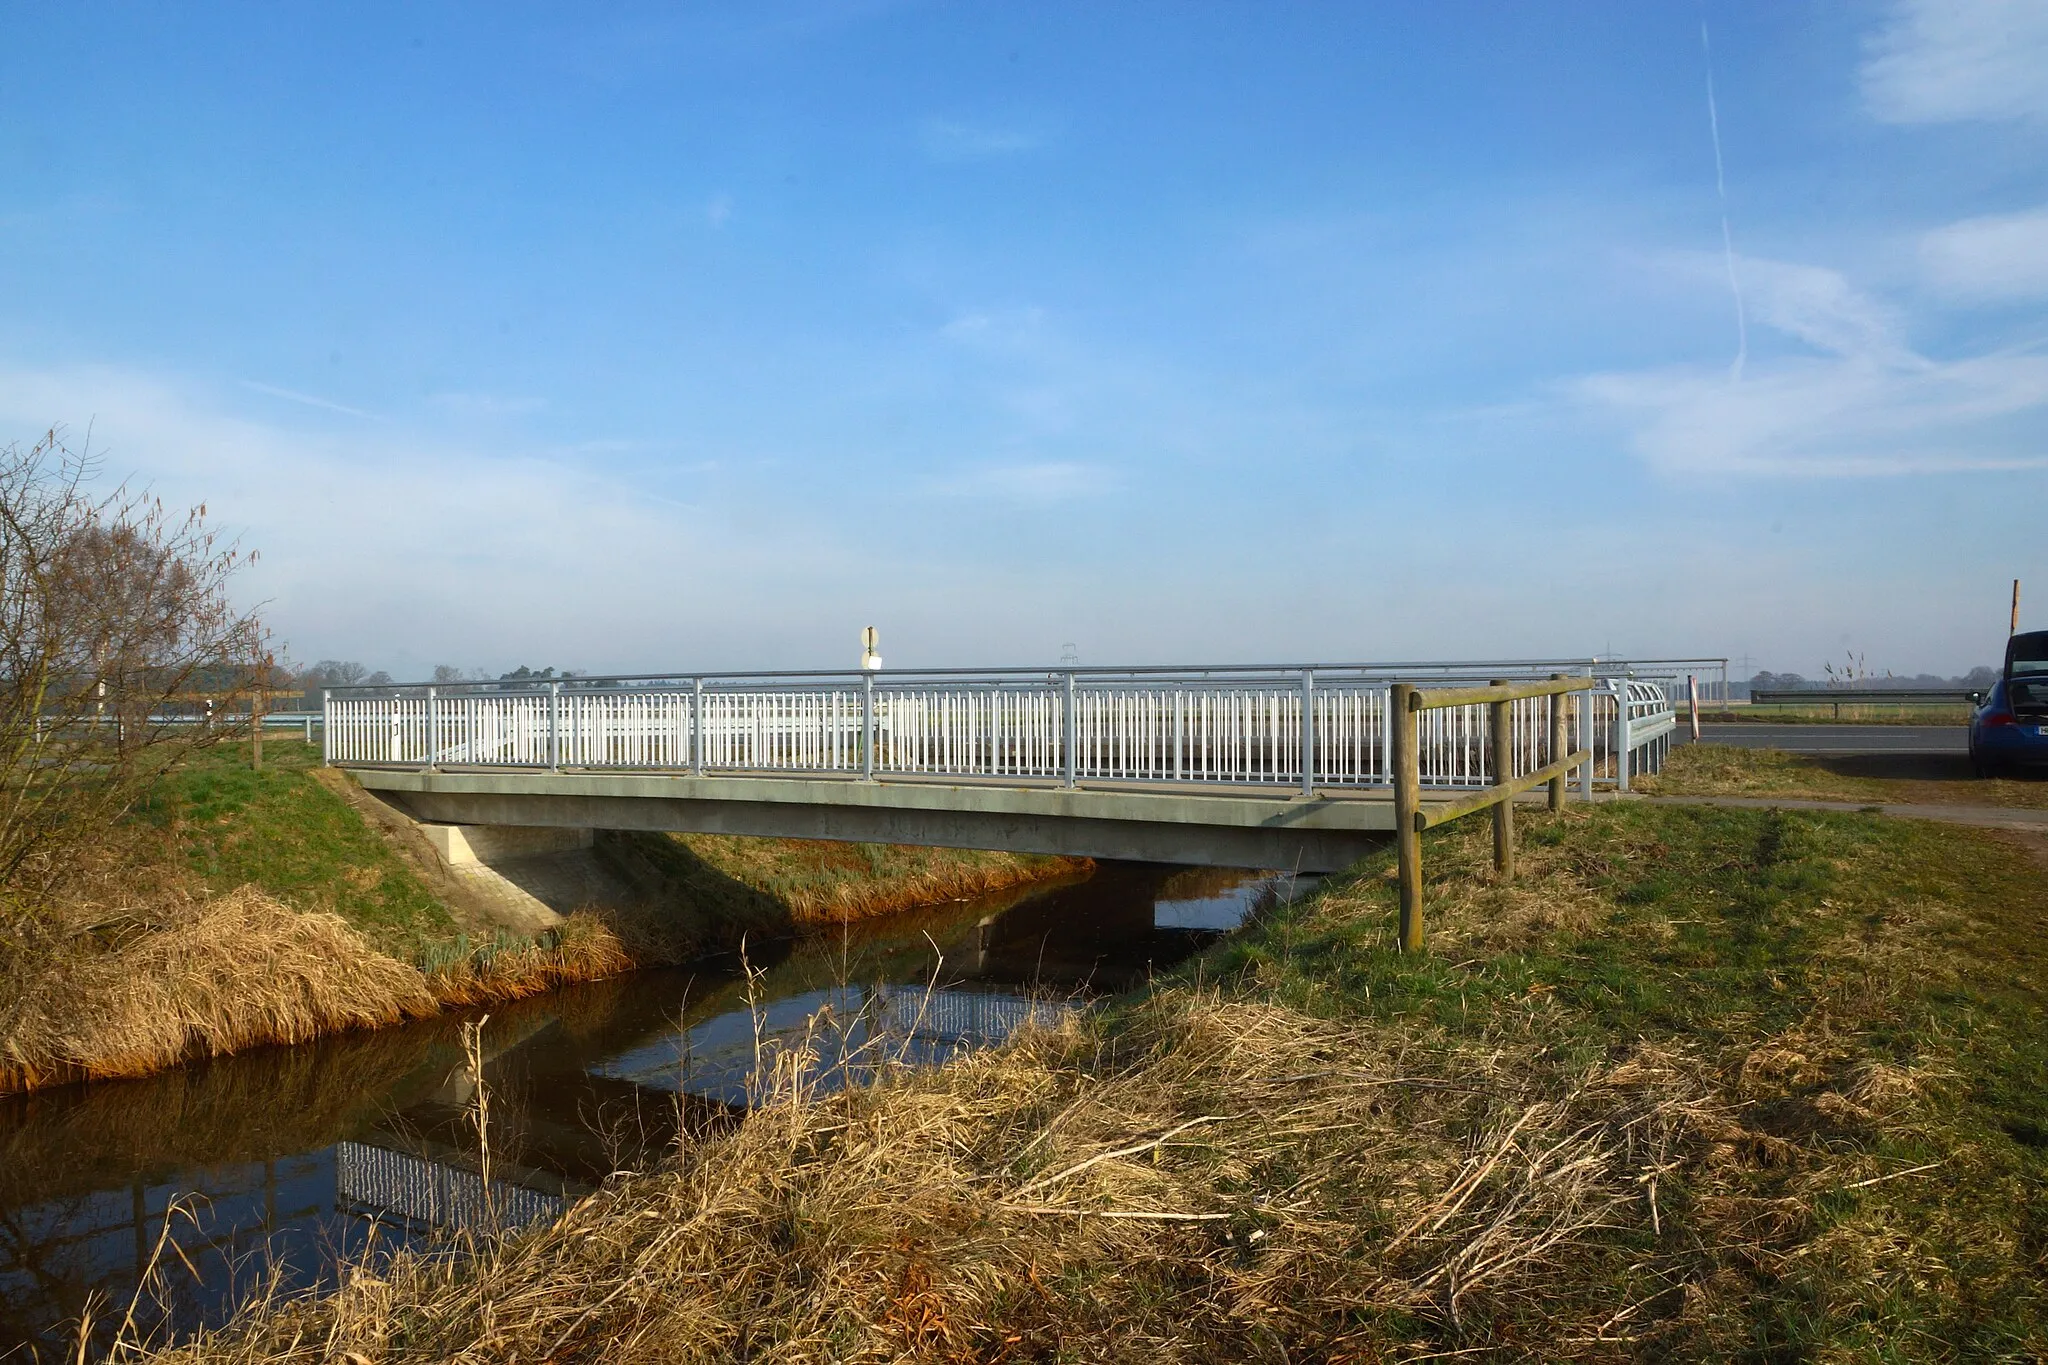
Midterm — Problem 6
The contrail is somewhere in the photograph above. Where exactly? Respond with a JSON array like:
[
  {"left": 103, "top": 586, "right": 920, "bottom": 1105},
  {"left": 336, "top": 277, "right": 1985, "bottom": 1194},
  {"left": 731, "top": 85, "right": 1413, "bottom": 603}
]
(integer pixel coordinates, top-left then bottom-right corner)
[{"left": 1701, "top": 18, "right": 1747, "bottom": 382}]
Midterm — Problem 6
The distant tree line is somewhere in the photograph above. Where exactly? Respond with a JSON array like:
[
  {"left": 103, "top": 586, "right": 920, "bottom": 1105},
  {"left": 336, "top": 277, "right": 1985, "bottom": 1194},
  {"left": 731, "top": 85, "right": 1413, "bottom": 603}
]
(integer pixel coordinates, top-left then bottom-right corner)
[
  {"left": 271, "top": 661, "right": 586, "bottom": 707},
  {"left": 1742, "top": 666, "right": 1998, "bottom": 696}
]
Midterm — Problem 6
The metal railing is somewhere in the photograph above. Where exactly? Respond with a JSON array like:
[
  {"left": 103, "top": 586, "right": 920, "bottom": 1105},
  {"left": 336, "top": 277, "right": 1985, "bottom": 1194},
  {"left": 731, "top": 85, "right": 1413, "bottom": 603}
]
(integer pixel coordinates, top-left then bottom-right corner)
[{"left": 326, "top": 660, "right": 1676, "bottom": 795}]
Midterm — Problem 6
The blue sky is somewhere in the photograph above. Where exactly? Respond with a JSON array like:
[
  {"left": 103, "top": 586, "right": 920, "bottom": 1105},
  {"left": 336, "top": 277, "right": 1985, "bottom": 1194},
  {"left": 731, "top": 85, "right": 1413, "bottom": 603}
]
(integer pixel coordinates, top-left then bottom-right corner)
[{"left": 2, "top": 1, "right": 2043, "bottom": 678}]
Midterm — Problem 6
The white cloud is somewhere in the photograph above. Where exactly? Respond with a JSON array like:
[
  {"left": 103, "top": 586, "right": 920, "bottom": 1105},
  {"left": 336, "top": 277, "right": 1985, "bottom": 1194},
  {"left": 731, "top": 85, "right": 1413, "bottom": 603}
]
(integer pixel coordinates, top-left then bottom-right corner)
[
  {"left": 1577, "top": 255, "right": 2048, "bottom": 476},
  {"left": 919, "top": 119, "right": 1041, "bottom": 162},
  {"left": 0, "top": 363, "right": 862, "bottom": 672},
  {"left": 1728, "top": 258, "right": 1909, "bottom": 363},
  {"left": 1862, "top": 0, "right": 2048, "bottom": 125},
  {"left": 239, "top": 379, "right": 380, "bottom": 420},
  {"left": 931, "top": 461, "right": 1112, "bottom": 503},
  {"left": 1921, "top": 205, "right": 2048, "bottom": 302}
]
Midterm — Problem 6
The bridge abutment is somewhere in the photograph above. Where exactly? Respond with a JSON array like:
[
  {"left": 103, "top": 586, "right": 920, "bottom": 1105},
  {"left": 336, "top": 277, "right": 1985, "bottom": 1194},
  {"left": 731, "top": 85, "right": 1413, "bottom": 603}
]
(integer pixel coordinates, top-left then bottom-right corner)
[{"left": 416, "top": 823, "right": 594, "bottom": 867}]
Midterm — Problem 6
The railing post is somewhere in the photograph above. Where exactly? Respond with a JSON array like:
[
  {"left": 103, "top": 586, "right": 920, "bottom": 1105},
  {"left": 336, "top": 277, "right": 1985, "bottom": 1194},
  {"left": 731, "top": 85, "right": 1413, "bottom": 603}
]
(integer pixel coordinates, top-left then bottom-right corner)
[
  {"left": 1392, "top": 683, "right": 1422, "bottom": 951},
  {"left": 1578, "top": 687, "right": 1594, "bottom": 798},
  {"left": 321, "top": 689, "right": 332, "bottom": 766},
  {"left": 1299, "top": 667, "right": 1315, "bottom": 797},
  {"left": 1489, "top": 679, "right": 1513, "bottom": 880},
  {"left": 1062, "top": 671, "right": 1078, "bottom": 789},
  {"left": 547, "top": 682, "right": 561, "bottom": 770},
  {"left": 1548, "top": 673, "right": 1568, "bottom": 812},
  {"left": 690, "top": 677, "right": 704, "bottom": 776},
  {"left": 1173, "top": 686, "right": 1184, "bottom": 781},
  {"left": 861, "top": 671, "right": 876, "bottom": 781},
  {"left": 1614, "top": 680, "right": 1632, "bottom": 793},
  {"left": 424, "top": 686, "right": 437, "bottom": 773}
]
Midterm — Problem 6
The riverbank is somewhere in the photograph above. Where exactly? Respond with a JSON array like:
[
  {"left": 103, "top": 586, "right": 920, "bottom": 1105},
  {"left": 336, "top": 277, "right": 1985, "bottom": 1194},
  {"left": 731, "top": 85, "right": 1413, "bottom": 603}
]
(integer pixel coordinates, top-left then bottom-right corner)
[
  {"left": 136, "top": 800, "right": 2048, "bottom": 1359},
  {"left": 0, "top": 741, "right": 1085, "bottom": 1097}
]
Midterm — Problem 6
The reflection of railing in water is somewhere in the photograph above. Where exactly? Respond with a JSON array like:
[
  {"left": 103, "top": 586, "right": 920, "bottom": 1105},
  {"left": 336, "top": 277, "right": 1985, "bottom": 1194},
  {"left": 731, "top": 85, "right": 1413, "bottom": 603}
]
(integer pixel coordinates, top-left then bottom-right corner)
[
  {"left": 333, "top": 1142, "right": 565, "bottom": 1235},
  {"left": 868, "top": 985, "right": 1071, "bottom": 1049},
  {"left": 0, "top": 1155, "right": 332, "bottom": 1358}
]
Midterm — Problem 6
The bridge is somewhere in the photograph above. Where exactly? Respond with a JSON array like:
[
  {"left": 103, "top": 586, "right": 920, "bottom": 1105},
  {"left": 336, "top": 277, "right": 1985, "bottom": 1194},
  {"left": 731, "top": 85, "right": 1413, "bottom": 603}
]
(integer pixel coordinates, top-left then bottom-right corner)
[{"left": 325, "top": 659, "right": 1690, "bottom": 883}]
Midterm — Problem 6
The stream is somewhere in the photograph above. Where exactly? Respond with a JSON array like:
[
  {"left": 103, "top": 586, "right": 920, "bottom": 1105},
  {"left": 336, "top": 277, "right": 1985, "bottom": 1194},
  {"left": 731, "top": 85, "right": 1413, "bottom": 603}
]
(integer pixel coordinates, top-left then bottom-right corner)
[{"left": 0, "top": 861, "right": 1303, "bottom": 1360}]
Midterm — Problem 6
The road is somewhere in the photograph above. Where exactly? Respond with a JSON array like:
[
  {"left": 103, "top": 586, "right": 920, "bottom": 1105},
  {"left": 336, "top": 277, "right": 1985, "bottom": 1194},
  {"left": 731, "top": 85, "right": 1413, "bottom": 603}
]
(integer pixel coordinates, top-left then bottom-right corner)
[{"left": 1678, "top": 723, "right": 1967, "bottom": 755}]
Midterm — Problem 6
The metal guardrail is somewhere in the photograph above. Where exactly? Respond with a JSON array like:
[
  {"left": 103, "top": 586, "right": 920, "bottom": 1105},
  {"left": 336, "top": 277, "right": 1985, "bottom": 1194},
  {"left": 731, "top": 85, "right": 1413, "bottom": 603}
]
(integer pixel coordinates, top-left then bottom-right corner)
[
  {"left": 1750, "top": 689, "right": 1979, "bottom": 707},
  {"left": 325, "top": 662, "right": 1676, "bottom": 795}
]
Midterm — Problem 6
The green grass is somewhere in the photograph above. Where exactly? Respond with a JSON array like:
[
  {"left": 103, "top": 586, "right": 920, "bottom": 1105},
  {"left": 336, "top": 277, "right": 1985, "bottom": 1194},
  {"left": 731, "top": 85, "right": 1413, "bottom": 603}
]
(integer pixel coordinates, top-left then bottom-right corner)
[
  {"left": 132, "top": 744, "right": 1079, "bottom": 964},
  {"left": 1642, "top": 741, "right": 2048, "bottom": 808},
  {"left": 1707, "top": 704, "right": 1976, "bottom": 725},
  {"left": 136, "top": 740, "right": 460, "bottom": 957},
  {"left": 1199, "top": 803, "right": 2048, "bottom": 1355}
]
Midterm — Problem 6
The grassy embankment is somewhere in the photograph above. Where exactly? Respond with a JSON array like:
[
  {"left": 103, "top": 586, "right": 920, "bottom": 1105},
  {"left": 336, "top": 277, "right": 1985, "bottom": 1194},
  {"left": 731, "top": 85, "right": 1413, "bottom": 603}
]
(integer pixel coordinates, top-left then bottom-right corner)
[
  {"left": 1642, "top": 741, "right": 2048, "bottom": 810},
  {"left": 150, "top": 799, "right": 2048, "bottom": 1360},
  {"left": 0, "top": 740, "right": 1081, "bottom": 1097}
]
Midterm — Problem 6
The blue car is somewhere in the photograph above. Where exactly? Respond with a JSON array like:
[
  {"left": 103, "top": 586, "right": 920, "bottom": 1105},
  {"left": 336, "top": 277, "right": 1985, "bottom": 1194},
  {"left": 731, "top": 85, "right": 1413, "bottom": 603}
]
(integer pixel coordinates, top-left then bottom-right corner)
[{"left": 1970, "top": 629, "right": 2048, "bottom": 776}]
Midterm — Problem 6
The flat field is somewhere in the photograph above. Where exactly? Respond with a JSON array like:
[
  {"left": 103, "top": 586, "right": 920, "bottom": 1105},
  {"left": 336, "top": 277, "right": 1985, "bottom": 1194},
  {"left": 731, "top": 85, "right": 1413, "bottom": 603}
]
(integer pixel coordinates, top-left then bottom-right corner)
[{"left": 1644, "top": 742, "right": 2048, "bottom": 809}]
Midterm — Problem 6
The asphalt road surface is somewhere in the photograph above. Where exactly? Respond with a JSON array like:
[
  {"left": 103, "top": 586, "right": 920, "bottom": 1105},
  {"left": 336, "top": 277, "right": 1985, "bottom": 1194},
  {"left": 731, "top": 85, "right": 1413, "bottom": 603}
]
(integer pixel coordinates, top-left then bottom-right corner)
[{"left": 1680, "top": 724, "right": 1968, "bottom": 755}]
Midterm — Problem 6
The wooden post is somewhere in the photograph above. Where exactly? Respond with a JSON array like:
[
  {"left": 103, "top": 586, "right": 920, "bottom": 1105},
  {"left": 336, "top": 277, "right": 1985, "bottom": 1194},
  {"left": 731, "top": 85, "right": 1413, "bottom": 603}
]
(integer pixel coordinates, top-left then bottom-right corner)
[
  {"left": 1490, "top": 679, "right": 1514, "bottom": 880},
  {"left": 251, "top": 693, "right": 265, "bottom": 771},
  {"left": 1391, "top": 683, "right": 1423, "bottom": 952},
  {"left": 1547, "top": 673, "right": 1568, "bottom": 812}
]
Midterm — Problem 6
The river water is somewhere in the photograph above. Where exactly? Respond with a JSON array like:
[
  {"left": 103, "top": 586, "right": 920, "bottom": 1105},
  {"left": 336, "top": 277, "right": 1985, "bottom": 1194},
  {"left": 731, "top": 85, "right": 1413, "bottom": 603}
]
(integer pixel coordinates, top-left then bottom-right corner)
[{"left": 0, "top": 862, "right": 1302, "bottom": 1360}]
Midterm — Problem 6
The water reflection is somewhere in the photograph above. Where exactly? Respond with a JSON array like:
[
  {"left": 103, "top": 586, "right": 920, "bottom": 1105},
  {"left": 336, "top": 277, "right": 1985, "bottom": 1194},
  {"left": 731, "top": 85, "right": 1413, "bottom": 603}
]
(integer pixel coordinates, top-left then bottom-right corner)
[{"left": 0, "top": 862, "right": 1305, "bottom": 1360}]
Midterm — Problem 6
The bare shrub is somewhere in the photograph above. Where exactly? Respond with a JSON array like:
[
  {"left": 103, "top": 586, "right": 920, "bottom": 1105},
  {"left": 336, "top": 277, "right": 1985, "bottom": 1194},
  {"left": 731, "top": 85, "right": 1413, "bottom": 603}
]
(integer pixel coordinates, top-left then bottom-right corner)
[{"left": 0, "top": 428, "right": 261, "bottom": 899}]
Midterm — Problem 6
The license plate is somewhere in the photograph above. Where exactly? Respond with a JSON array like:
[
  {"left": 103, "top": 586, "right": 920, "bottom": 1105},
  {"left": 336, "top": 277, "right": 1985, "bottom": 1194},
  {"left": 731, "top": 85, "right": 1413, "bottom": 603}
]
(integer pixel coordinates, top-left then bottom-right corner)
[{"left": 2037, "top": 726, "right": 2048, "bottom": 738}]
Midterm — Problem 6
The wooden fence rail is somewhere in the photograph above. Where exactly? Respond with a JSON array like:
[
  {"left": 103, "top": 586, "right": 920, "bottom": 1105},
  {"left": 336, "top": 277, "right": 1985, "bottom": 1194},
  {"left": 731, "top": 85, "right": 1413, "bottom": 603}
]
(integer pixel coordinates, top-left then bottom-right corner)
[{"left": 1391, "top": 674, "right": 1594, "bottom": 952}]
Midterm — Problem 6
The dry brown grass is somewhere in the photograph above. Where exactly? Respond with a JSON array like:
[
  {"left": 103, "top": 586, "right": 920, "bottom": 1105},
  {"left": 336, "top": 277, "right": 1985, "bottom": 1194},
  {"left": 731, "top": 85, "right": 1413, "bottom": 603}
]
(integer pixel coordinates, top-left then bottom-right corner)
[
  {"left": 135, "top": 993, "right": 1696, "bottom": 1363},
  {"left": 424, "top": 913, "right": 635, "bottom": 1007},
  {"left": 123, "top": 801, "right": 2048, "bottom": 1361},
  {"left": 0, "top": 887, "right": 436, "bottom": 1093},
  {"left": 656, "top": 833, "right": 1093, "bottom": 928},
  {"left": 0, "top": 879, "right": 635, "bottom": 1098}
]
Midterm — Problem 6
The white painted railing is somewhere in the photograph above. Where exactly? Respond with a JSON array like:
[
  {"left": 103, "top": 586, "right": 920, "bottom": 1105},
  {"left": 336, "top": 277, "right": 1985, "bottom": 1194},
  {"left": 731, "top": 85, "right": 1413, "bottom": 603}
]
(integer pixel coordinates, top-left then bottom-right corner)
[{"left": 326, "top": 662, "right": 1677, "bottom": 793}]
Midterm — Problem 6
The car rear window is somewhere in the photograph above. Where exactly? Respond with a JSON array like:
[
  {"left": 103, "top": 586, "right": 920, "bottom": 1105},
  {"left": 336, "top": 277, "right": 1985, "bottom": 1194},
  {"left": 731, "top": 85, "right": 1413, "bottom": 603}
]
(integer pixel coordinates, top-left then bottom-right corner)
[
  {"left": 2008, "top": 632, "right": 2048, "bottom": 676},
  {"left": 2012, "top": 679, "right": 2047, "bottom": 709}
]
